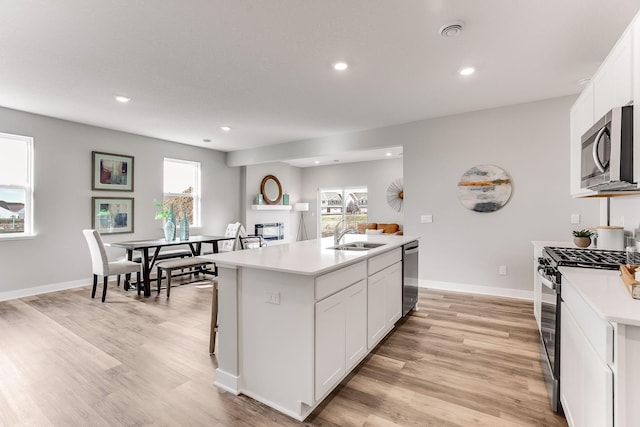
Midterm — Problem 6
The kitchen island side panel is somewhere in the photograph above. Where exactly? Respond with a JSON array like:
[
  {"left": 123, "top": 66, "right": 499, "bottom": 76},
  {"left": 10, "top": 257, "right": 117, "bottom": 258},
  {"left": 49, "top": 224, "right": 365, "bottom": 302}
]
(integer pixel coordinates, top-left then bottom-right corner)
[{"left": 239, "top": 268, "right": 315, "bottom": 418}]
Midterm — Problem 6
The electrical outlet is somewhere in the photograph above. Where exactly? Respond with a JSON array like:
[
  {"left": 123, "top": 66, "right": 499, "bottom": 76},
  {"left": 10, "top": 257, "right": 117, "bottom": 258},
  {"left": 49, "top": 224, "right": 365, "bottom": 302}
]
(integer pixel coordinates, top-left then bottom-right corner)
[
  {"left": 499, "top": 265, "right": 508, "bottom": 276},
  {"left": 571, "top": 214, "right": 580, "bottom": 224},
  {"left": 264, "top": 291, "right": 280, "bottom": 305},
  {"left": 421, "top": 215, "right": 433, "bottom": 224}
]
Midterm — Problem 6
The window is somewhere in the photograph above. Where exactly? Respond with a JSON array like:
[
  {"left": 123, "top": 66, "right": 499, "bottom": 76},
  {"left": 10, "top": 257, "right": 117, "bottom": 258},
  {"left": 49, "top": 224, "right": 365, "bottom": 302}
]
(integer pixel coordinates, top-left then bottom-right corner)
[
  {"left": 0, "top": 132, "right": 33, "bottom": 237},
  {"left": 162, "top": 158, "right": 201, "bottom": 226},
  {"left": 318, "top": 187, "right": 367, "bottom": 237}
]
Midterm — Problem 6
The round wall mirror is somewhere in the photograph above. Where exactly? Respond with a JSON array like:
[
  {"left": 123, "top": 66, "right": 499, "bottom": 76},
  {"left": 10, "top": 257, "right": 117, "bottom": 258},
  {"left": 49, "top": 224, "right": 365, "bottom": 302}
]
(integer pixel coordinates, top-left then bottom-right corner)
[{"left": 261, "top": 175, "right": 282, "bottom": 205}]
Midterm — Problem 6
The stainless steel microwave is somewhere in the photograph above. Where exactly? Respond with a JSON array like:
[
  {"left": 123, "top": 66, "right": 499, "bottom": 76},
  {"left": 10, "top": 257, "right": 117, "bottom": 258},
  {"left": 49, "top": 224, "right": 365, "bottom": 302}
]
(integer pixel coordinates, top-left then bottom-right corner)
[{"left": 581, "top": 105, "right": 634, "bottom": 191}]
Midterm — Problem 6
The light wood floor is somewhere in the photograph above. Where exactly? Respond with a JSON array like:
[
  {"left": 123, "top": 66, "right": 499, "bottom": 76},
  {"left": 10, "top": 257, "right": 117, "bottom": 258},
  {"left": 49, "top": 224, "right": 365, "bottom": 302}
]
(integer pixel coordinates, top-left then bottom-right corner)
[{"left": 0, "top": 278, "right": 567, "bottom": 426}]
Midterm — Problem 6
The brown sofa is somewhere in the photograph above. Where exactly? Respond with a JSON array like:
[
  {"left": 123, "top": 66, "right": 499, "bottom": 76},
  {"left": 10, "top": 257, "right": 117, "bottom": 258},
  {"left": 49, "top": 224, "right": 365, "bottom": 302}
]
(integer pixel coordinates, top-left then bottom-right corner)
[{"left": 356, "top": 223, "right": 403, "bottom": 235}]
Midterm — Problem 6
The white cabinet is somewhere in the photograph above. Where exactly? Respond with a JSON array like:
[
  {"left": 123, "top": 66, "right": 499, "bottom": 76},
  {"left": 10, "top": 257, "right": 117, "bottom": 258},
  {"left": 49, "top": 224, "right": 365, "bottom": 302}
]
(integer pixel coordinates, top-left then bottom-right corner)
[
  {"left": 560, "top": 279, "right": 614, "bottom": 427},
  {"left": 384, "top": 262, "right": 402, "bottom": 325},
  {"left": 315, "top": 279, "right": 366, "bottom": 400},
  {"left": 569, "top": 12, "right": 639, "bottom": 197},
  {"left": 593, "top": 29, "right": 633, "bottom": 120},
  {"left": 570, "top": 85, "right": 595, "bottom": 197},
  {"left": 344, "top": 281, "right": 368, "bottom": 370},
  {"left": 367, "top": 253, "right": 402, "bottom": 350}
]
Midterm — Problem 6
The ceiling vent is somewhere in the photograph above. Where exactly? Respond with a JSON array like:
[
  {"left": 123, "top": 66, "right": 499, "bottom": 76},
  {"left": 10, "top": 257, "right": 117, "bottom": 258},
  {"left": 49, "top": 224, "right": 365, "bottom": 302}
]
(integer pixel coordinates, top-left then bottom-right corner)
[{"left": 439, "top": 21, "right": 464, "bottom": 38}]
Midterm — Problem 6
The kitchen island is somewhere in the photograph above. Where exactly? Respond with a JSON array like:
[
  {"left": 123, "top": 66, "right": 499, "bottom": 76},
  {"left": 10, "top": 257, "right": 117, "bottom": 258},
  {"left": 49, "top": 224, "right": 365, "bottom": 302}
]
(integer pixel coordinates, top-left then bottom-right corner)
[{"left": 206, "top": 233, "right": 419, "bottom": 421}]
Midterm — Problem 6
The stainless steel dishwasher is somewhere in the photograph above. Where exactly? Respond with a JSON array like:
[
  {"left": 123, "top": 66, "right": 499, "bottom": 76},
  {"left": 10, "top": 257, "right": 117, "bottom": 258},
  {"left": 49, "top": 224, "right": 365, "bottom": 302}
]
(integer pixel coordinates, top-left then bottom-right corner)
[{"left": 402, "top": 240, "right": 419, "bottom": 316}]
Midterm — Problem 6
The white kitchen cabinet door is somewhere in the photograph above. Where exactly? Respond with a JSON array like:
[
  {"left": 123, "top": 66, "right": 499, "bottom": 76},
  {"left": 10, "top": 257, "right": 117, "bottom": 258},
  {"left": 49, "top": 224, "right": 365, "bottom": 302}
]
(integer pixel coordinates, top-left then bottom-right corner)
[
  {"left": 384, "top": 262, "right": 402, "bottom": 325},
  {"left": 593, "top": 28, "right": 633, "bottom": 120},
  {"left": 367, "top": 268, "right": 387, "bottom": 349},
  {"left": 561, "top": 303, "right": 613, "bottom": 427},
  {"left": 570, "top": 84, "right": 595, "bottom": 197},
  {"left": 315, "top": 290, "right": 346, "bottom": 399},
  {"left": 344, "top": 280, "right": 367, "bottom": 371},
  {"left": 368, "top": 261, "right": 402, "bottom": 349}
]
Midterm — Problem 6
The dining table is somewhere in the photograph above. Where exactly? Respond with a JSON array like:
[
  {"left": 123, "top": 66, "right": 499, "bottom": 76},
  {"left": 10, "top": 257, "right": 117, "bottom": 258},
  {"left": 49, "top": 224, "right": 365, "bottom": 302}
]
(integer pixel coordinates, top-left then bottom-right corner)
[{"left": 109, "top": 235, "right": 233, "bottom": 297}]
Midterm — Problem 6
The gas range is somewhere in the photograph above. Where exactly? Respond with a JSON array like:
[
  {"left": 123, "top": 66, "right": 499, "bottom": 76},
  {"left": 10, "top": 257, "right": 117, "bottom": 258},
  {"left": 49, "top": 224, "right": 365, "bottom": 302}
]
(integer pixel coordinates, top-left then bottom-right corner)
[{"left": 543, "top": 246, "right": 635, "bottom": 270}]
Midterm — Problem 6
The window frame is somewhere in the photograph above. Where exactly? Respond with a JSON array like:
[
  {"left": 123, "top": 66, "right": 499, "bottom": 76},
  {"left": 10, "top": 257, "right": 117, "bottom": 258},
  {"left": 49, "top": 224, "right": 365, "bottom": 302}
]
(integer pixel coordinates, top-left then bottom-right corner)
[
  {"left": 0, "top": 132, "right": 34, "bottom": 239},
  {"left": 317, "top": 186, "right": 368, "bottom": 238},
  {"left": 162, "top": 158, "right": 201, "bottom": 227}
]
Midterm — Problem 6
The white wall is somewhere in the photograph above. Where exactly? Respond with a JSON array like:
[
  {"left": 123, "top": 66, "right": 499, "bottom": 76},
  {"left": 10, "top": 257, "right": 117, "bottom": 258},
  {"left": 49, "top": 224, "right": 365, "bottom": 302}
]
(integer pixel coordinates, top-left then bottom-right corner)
[
  {"left": 403, "top": 96, "right": 600, "bottom": 296},
  {"left": 609, "top": 196, "right": 640, "bottom": 241},
  {"left": 0, "top": 106, "right": 241, "bottom": 299},
  {"left": 242, "top": 162, "right": 302, "bottom": 243},
  {"left": 300, "top": 158, "right": 403, "bottom": 239}
]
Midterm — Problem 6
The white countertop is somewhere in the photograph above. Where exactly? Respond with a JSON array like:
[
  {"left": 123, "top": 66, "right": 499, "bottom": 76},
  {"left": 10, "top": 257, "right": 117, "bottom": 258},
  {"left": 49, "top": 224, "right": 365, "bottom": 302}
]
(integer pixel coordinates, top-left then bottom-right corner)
[
  {"left": 560, "top": 266, "right": 640, "bottom": 326},
  {"left": 207, "top": 234, "right": 419, "bottom": 276}
]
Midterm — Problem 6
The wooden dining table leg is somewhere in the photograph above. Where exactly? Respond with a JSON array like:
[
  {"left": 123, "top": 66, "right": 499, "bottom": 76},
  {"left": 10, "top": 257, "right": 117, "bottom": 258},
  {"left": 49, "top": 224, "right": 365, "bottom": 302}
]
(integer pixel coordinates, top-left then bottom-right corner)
[{"left": 209, "top": 281, "right": 218, "bottom": 354}]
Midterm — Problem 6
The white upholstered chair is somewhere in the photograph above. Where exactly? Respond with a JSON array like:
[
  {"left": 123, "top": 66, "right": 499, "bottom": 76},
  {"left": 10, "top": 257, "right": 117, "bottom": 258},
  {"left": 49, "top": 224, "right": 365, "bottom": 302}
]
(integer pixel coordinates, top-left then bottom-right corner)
[
  {"left": 218, "top": 222, "right": 246, "bottom": 252},
  {"left": 82, "top": 229, "right": 142, "bottom": 302}
]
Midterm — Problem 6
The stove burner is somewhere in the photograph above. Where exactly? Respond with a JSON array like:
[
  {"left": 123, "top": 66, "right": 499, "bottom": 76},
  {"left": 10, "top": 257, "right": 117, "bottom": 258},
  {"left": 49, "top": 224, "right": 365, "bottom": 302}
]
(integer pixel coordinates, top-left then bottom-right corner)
[{"left": 544, "top": 246, "right": 637, "bottom": 270}]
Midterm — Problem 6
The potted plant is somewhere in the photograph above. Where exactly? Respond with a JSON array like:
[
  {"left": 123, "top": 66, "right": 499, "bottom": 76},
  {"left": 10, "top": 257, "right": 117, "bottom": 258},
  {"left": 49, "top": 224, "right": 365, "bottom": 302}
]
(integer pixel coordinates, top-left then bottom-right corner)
[{"left": 572, "top": 229, "right": 594, "bottom": 248}]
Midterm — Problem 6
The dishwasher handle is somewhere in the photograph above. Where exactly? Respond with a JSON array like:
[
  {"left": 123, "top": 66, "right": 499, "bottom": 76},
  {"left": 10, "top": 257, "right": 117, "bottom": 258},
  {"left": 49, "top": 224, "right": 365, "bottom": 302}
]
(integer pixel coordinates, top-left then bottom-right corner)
[{"left": 404, "top": 247, "right": 419, "bottom": 255}]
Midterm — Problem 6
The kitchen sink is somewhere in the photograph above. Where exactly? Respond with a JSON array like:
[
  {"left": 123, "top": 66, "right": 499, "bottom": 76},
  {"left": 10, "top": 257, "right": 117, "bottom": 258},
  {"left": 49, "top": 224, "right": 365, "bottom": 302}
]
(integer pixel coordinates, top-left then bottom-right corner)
[{"left": 327, "top": 241, "right": 386, "bottom": 251}]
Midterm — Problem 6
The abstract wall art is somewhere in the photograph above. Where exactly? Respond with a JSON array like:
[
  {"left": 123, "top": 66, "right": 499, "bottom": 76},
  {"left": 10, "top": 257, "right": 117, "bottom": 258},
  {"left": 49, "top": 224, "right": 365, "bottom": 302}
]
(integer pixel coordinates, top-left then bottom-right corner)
[{"left": 457, "top": 165, "right": 512, "bottom": 213}]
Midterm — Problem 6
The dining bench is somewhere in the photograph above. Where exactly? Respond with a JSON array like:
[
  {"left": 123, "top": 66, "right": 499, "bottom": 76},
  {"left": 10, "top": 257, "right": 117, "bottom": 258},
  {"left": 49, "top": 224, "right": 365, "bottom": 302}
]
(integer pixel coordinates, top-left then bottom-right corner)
[{"left": 155, "top": 256, "right": 215, "bottom": 297}]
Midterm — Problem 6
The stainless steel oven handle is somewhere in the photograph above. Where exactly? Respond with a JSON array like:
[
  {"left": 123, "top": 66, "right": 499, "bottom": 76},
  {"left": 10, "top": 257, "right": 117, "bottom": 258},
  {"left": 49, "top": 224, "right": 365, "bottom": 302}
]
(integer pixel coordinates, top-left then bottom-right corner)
[
  {"left": 592, "top": 125, "right": 609, "bottom": 173},
  {"left": 536, "top": 267, "right": 556, "bottom": 290}
]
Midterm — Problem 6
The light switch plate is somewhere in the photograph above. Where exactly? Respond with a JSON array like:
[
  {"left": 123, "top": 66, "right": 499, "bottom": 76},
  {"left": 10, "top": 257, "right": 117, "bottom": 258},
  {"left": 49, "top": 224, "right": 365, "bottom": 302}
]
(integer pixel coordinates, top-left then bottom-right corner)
[
  {"left": 571, "top": 214, "right": 580, "bottom": 225},
  {"left": 264, "top": 291, "right": 280, "bottom": 305},
  {"left": 421, "top": 215, "right": 433, "bottom": 224}
]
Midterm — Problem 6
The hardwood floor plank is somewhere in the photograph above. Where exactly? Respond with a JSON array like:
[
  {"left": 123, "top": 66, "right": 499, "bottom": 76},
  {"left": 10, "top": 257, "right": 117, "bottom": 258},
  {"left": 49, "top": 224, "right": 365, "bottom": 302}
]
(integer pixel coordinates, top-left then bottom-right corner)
[{"left": 0, "top": 283, "right": 566, "bottom": 426}]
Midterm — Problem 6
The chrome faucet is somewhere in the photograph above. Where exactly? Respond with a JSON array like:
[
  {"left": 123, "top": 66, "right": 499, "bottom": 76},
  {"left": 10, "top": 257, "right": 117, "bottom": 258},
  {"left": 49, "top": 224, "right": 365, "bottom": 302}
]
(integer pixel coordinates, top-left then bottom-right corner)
[{"left": 334, "top": 219, "right": 356, "bottom": 245}]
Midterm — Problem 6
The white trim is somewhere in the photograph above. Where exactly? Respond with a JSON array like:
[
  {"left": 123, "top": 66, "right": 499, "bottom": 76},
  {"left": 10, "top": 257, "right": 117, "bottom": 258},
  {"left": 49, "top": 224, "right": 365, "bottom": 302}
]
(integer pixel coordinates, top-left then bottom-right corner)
[
  {"left": 420, "top": 279, "right": 533, "bottom": 301},
  {"left": 0, "top": 279, "right": 88, "bottom": 302}
]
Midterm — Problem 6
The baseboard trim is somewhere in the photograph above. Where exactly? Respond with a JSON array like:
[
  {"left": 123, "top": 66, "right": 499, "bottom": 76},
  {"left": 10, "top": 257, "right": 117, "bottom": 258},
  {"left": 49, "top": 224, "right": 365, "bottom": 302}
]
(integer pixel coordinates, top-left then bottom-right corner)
[
  {"left": 0, "top": 279, "right": 88, "bottom": 302},
  {"left": 420, "top": 279, "right": 533, "bottom": 301}
]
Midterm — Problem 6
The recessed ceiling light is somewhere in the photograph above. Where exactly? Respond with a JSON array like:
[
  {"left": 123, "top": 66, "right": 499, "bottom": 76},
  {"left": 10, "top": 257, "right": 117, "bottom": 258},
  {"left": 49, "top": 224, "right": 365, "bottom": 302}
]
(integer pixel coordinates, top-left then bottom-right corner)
[
  {"left": 333, "top": 62, "right": 348, "bottom": 71},
  {"left": 114, "top": 95, "right": 131, "bottom": 103},
  {"left": 220, "top": 126, "right": 231, "bottom": 132},
  {"left": 314, "top": 160, "right": 320, "bottom": 164},
  {"left": 203, "top": 139, "right": 211, "bottom": 143},
  {"left": 459, "top": 67, "right": 475, "bottom": 76},
  {"left": 385, "top": 152, "right": 392, "bottom": 157}
]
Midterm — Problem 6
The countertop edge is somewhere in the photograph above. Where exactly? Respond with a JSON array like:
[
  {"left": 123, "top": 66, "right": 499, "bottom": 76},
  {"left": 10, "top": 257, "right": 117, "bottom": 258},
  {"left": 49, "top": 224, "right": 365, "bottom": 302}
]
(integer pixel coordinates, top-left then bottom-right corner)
[
  {"left": 208, "top": 235, "right": 419, "bottom": 276},
  {"left": 559, "top": 266, "right": 640, "bottom": 327}
]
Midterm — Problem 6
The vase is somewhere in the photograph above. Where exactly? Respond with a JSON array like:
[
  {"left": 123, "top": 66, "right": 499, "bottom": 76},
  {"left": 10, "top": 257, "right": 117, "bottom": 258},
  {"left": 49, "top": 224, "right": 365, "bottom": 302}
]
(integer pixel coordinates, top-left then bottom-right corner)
[
  {"left": 282, "top": 192, "right": 289, "bottom": 205},
  {"left": 164, "top": 219, "right": 176, "bottom": 242},
  {"left": 180, "top": 213, "right": 190, "bottom": 240},
  {"left": 573, "top": 236, "right": 591, "bottom": 248}
]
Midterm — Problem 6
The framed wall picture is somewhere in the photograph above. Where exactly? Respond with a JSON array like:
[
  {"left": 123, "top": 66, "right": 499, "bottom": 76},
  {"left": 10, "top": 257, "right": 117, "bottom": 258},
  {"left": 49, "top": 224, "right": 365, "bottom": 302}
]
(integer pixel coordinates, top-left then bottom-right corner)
[
  {"left": 92, "top": 151, "right": 134, "bottom": 191},
  {"left": 92, "top": 197, "right": 134, "bottom": 234}
]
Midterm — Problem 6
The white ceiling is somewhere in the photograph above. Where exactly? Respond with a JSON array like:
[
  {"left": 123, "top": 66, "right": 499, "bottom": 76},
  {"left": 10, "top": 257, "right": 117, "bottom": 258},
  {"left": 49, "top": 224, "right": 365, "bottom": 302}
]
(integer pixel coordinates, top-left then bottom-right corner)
[{"left": 1, "top": 1, "right": 639, "bottom": 165}]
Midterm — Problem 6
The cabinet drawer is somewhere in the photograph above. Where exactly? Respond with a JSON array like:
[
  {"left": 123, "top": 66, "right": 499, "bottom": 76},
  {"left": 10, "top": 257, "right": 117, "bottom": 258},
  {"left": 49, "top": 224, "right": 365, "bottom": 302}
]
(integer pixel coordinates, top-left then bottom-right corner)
[
  {"left": 562, "top": 279, "right": 614, "bottom": 366},
  {"left": 368, "top": 248, "right": 401, "bottom": 276},
  {"left": 315, "top": 261, "right": 366, "bottom": 301}
]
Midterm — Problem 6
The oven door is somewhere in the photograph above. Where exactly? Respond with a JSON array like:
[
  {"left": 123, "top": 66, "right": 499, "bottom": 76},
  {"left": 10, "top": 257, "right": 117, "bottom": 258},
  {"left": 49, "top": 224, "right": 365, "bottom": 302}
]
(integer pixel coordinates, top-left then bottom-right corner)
[{"left": 538, "top": 269, "right": 562, "bottom": 413}]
